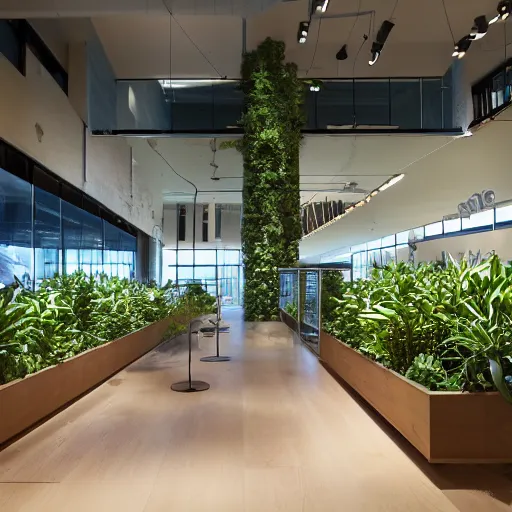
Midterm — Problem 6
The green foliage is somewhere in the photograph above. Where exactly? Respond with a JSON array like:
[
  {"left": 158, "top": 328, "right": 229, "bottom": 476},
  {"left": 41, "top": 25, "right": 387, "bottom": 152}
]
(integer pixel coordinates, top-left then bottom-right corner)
[
  {"left": 283, "top": 301, "right": 298, "bottom": 319},
  {"left": 326, "top": 254, "right": 512, "bottom": 401},
  {"left": 236, "top": 38, "right": 305, "bottom": 321},
  {"left": 405, "top": 354, "right": 450, "bottom": 391},
  {"left": 321, "top": 271, "right": 345, "bottom": 324},
  {"left": 0, "top": 272, "right": 215, "bottom": 385}
]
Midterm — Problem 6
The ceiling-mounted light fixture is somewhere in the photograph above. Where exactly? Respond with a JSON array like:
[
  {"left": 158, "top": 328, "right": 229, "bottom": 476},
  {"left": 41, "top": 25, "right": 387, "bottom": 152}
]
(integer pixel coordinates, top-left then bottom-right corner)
[
  {"left": 368, "top": 20, "right": 394, "bottom": 66},
  {"left": 336, "top": 44, "right": 348, "bottom": 61},
  {"left": 452, "top": 36, "right": 472, "bottom": 59},
  {"left": 369, "top": 42, "right": 383, "bottom": 65},
  {"left": 378, "top": 173, "right": 404, "bottom": 192},
  {"left": 497, "top": 0, "right": 512, "bottom": 20},
  {"left": 311, "top": 0, "right": 329, "bottom": 15},
  {"left": 469, "top": 15, "right": 490, "bottom": 40},
  {"left": 297, "top": 21, "right": 309, "bottom": 44}
]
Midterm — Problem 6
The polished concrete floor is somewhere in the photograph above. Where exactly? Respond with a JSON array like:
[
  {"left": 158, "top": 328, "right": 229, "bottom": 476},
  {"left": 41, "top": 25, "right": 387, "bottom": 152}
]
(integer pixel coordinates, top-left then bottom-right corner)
[{"left": 0, "top": 308, "right": 511, "bottom": 511}]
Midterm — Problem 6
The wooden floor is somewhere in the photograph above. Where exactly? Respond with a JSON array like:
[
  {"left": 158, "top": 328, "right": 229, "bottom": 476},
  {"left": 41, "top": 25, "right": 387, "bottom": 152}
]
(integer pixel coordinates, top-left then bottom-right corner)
[{"left": 1, "top": 308, "right": 512, "bottom": 511}]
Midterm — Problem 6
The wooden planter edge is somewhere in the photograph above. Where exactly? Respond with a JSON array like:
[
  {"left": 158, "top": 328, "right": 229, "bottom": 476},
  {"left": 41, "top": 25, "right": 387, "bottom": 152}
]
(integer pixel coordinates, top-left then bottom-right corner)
[
  {"left": 319, "top": 330, "right": 512, "bottom": 463},
  {"left": 0, "top": 314, "right": 196, "bottom": 446}
]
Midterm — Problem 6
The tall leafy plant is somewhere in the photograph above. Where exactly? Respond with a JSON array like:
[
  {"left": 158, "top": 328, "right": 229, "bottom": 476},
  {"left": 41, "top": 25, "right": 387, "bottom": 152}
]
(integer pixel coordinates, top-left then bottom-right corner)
[{"left": 225, "top": 38, "right": 305, "bottom": 321}]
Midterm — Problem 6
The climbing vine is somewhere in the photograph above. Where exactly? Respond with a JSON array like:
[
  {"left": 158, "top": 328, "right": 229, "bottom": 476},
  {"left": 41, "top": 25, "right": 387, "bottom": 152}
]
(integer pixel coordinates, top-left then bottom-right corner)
[{"left": 228, "top": 38, "right": 305, "bottom": 320}]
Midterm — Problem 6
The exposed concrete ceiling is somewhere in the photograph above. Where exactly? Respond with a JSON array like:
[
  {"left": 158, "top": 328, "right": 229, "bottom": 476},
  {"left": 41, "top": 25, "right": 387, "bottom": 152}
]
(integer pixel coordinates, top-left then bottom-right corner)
[
  {"left": 129, "top": 133, "right": 454, "bottom": 207},
  {"left": 299, "top": 115, "right": 512, "bottom": 262}
]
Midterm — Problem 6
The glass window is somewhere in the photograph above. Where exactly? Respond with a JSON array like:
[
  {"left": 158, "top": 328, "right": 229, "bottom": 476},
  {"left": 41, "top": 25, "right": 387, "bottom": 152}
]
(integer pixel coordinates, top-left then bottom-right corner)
[
  {"left": 462, "top": 209, "right": 494, "bottom": 230},
  {"left": 315, "top": 80, "right": 354, "bottom": 129},
  {"left": 195, "top": 250, "right": 216, "bottom": 265},
  {"left": 355, "top": 80, "right": 390, "bottom": 126},
  {"left": 177, "top": 266, "right": 194, "bottom": 283},
  {"left": 62, "top": 200, "right": 102, "bottom": 275},
  {"left": 422, "top": 79, "right": 442, "bottom": 129},
  {"left": 34, "top": 187, "right": 61, "bottom": 286},
  {"left": 391, "top": 79, "right": 421, "bottom": 129},
  {"left": 396, "top": 230, "right": 409, "bottom": 244},
  {"left": 163, "top": 249, "right": 177, "bottom": 266},
  {"left": 171, "top": 82, "right": 214, "bottom": 131},
  {"left": 367, "top": 249, "right": 382, "bottom": 267},
  {"left": 212, "top": 81, "right": 243, "bottom": 130},
  {"left": 0, "top": 168, "right": 33, "bottom": 287},
  {"left": 351, "top": 243, "right": 367, "bottom": 253},
  {"left": 381, "top": 234, "right": 395, "bottom": 247},
  {"left": 443, "top": 217, "right": 461, "bottom": 233},
  {"left": 367, "top": 239, "right": 381, "bottom": 250},
  {"left": 178, "top": 250, "right": 194, "bottom": 265},
  {"left": 425, "top": 221, "right": 443, "bottom": 237},
  {"left": 162, "top": 265, "right": 176, "bottom": 285},
  {"left": 382, "top": 246, "right": 396, "bottom": 265},
  {"left": 217, "top": 249, "right": 240, "bottom": 265},
  {"left": 495, "top": 204, "right": 512, "bottom": 224},
  {"left": 0, "top": 20, "right": 22, "bottom": 72}
]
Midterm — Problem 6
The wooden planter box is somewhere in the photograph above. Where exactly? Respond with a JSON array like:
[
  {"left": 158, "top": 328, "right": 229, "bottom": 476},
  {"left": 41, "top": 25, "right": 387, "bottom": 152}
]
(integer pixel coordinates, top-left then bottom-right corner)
[
  {"left": 0, "top": 316, "right": 183, "bottom": 446},
  {"left": 280, "top": 309, "right": 298, "bottom": 332},
  {"left": 320, "top": 330, "right": 512, "bottom": 463}
]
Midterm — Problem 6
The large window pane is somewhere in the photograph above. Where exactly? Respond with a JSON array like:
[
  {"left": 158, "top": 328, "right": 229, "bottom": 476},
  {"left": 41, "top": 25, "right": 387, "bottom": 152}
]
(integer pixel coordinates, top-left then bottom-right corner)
[
  {"left": 218, "top": 249, "right": 240, "bottom": 265},
  {"left": 496, "top": 204, "right": 512, "bottom": 224},
  {"left": 443, "top": 218, "right": 461, "bottom": 233},
  {"left": 172, "top": 82, "right": 213, "bottom": 131},
  {"left": 178, "top": 250, "right": 194, "bottom": 265},
  {"left": 34, "top": 187, "right": 61, "bottom": 286},
  {"left": 104, "top": 221, "right": 135, "bottom": 279},
  {"left": 355, "top": 80, "right": 390, "bottom": 126},
  {"left": 316, "top": 81, "right": 354, "bottom": 128},
  {"left": 425, "top": 221, "right": 443, "bottom": 237},
  {"left": 462, "top": 210, "right": 494, "bottom": 230},
  {"left": 0, "top": 168, "right": 32, "bottom": 287},
  {"left": 62, "top": 200, "right": 102, "bottom": 275},
  {"left": 195, "top": 250, "right": 216, "bottom": 265},
  {"left": 391, "top": 79, "right": 421, "bottom": 128},
  {"left": 212, "top": 81, "right": 243, "bottom": 129},
  {"left": 422, "top": 79, "right": 442, "bottom": 129}
]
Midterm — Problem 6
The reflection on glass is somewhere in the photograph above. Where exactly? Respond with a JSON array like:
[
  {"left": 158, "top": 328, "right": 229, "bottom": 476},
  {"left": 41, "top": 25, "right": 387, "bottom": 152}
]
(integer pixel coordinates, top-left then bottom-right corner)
[
  {"left": 0, "top": 168, "right": 32, "bottom": 287},
  {"left": 425, "top": 221, "right": 443, "bottom": 237},
  {"left": 462, "top": 210, "right": 494, "bottom": 230}
]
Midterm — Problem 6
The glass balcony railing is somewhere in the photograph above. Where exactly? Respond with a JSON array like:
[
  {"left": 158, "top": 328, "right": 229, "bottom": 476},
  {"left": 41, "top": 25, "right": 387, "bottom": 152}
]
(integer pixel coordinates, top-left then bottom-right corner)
[{"left": 100, "top": 77, "right": 458, "bottom": 134}]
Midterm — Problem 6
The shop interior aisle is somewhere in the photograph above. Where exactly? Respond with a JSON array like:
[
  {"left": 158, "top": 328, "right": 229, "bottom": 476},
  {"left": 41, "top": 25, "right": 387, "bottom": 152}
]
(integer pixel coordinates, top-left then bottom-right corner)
[{"left": 0, "top": 308, "right": 511, "bottom": 511}]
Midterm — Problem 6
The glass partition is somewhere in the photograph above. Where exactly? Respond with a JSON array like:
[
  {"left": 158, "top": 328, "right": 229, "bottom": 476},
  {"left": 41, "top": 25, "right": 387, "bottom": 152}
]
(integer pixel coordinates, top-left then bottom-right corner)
[{"left": 112, "top": 77, "right": 457, "bottom": 133}]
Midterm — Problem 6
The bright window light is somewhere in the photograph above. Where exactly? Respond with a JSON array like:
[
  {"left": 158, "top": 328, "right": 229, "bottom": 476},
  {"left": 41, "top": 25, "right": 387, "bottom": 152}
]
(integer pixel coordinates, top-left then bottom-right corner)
[
  {"left": 495, "top": 204, "right": 512, "bottom": 223},
  {"left": 367, "top": 239, "right": 381, "bottom": 250},
  {"left": 396, "top": 230, "right": 409, "bottom": 244},
  {"left": 443, "top": 218, "right": 461, "bottom": 233},
  {"left": 425, "top": 221, "right": 443, "bottom": 237},
  {"left": 462, "top": 209, "right": 494, "bottom": 230},
  {"left": 351, "top": 243, "right": 367, "bottom": 253},
  {"left": 381, "top": 234, "right": 395, "bottom": 247}
]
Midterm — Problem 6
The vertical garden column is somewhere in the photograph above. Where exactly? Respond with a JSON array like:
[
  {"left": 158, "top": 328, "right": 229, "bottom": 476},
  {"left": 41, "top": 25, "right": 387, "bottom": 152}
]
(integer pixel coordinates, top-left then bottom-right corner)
[{"left": 238, "top": 38, "right": 305, "bottom": 321}]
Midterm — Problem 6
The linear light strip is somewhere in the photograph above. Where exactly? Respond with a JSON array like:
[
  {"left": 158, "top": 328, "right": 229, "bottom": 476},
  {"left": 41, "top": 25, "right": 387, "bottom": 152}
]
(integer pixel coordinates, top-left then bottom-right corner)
[{"left": 302, "top": 174, "right": 404, "bottom": 239}]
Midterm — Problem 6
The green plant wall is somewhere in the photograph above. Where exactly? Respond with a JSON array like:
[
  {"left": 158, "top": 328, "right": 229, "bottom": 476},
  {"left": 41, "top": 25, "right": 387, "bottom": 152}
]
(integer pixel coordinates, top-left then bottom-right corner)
[{"left": 232, "top": 38, "right": 305, "bottom": 321}]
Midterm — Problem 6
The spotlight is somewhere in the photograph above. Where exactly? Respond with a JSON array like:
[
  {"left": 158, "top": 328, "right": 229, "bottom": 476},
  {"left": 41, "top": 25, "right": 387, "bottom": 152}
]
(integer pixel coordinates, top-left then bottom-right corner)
[
  {"left": 469, "top": 16, "right": 489, "bottom": 40},
  {"left": 498, "top": 0, "right": 512, "bottom": 20},
  {"left": 452, "top": 36, "right": 472, "bottom": 59},
  {"left": 336, "top": 44, "right": 348, "bottom": 61},
  {"left": 297, "top": 21, "right": 309, "bottom": 44},
  {"left": 368, "top": 20, "right": 394, "bottom": 66},
  {"left": 369, "top": 42, "right": 383, "bottom": 65},
  {"left": 310, "top": 85, "right": 320, "bottom": 92},
  {"left": 311, "top": 0, "right": 329, "bottom": 15}
]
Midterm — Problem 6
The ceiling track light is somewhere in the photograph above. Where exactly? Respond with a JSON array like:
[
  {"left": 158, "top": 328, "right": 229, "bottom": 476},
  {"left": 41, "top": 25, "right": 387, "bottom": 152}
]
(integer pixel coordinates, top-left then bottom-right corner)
[
  {"left": 368, "top": 20, "right": 394, "bottom": 66},
  {"left": 336, "top": 44, "right": 348, "bottom": 61},
  {"left": 297, "top": 21, "right": 309, "bottom": 44},
  {"left": 498, "top": 0, "right": 512, "bottom": 20},
  {"left": 311, "top": 0, "right": 329, "bottom": 15},
  {"left": 469, "top": 15, "right": 489, "bottom": 40},
  {"left": 452, "top": 35, "right": 472, "bottom": 59}
]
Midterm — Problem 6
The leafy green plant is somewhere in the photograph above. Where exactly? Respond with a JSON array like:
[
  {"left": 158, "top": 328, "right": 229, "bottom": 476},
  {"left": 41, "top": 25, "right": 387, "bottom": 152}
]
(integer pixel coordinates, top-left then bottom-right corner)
[
  {"left": 224, "top": 38, "right": 305, "bottom": 321},
  {"left": 283, "top": 301, "right": 298, "bottom": 319},
  {"left": 321, "top": 270, "right": 345, "bottom": 325},
  {"left": 0, "top": 272, "right": 215, "bottom": 385},
  {"left": 405, "top": 354, "right": 452, "bottom": 391},
  {"left": 326, "top": 254, "right": 512, "bottom": 402}
]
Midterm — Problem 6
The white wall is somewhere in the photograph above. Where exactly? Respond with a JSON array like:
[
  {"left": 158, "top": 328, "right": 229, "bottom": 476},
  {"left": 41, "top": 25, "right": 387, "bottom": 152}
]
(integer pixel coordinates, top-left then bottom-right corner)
[
  {"left": 416, "top": 229, "right": 512, "bottom": 264},
  {"left": 0, "top": 49, "right": 161, "bottom": 236}
]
